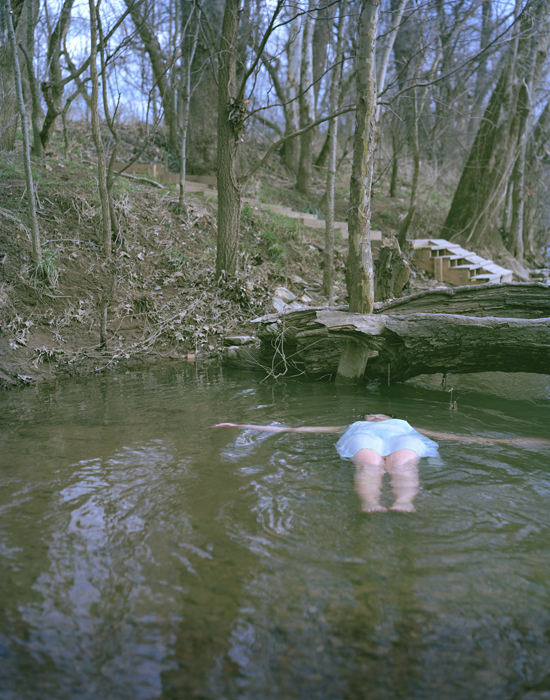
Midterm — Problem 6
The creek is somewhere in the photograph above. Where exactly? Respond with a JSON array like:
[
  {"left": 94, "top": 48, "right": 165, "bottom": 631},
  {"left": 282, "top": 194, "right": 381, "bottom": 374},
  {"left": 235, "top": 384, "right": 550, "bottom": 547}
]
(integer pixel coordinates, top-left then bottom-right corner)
[{"left": 1, "top": 366, "right": 550, "bottom": 699}]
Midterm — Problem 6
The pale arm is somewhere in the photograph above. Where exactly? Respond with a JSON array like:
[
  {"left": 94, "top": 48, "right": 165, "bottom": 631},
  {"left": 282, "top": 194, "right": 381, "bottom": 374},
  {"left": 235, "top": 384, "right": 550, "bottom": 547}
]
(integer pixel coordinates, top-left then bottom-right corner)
[
  {"left": 209, "top": 423, "right": 343, "bottom": 434},
  {"left": 416, "top": 427, "right": 550, "bottom": 448}
]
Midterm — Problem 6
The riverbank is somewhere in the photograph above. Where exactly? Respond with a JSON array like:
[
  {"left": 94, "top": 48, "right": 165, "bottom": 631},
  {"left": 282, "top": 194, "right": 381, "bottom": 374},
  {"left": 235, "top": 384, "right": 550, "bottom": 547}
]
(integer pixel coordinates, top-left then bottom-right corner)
[{"left": 1, "top": 151, "right": 360, "bottom": 388}]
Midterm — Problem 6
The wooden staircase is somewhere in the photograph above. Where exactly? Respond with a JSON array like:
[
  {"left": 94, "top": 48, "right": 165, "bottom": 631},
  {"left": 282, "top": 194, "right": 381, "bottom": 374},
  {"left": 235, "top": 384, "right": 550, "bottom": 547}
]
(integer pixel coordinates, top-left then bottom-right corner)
[
  {"left": 412, "top": 239, "right": 513, "bottom": 285},
  {"left": 114, "top": 163, "right": 380, "bottom": 242}
]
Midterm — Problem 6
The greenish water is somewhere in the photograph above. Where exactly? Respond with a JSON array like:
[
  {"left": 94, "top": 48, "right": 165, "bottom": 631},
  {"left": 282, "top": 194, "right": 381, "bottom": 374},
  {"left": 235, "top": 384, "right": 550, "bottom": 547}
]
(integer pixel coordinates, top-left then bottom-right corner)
[{"left": 1, "top": 366, "right": 550, "bottom": 700}]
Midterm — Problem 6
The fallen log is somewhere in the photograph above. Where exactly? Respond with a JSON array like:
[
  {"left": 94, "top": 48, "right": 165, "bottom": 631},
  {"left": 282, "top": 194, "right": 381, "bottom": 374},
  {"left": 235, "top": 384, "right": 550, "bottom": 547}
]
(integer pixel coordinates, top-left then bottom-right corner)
[
  {"left": 233, "top": 283, "right": 550, "bottom": 383},
  {"left": 374, "top": 281, "right": 550, "bottom": 318},
  {"left": 253, "top": 308, "right": 550, "bottom": 383}
]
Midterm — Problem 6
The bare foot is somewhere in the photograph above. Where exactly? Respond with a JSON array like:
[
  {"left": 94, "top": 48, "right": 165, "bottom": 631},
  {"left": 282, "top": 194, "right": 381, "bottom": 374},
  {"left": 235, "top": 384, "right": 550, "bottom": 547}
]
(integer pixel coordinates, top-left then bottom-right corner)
[
  {"left": 361, "top": 504, "right": 387, "bottom": 513},
  {"left": 390, "top": 503, "right": 416, "bottom": 513}
]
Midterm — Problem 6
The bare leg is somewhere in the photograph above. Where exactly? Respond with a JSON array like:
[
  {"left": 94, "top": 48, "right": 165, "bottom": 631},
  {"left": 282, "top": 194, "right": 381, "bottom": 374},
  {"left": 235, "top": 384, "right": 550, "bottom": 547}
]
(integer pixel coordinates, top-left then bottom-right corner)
[
  {"left": 385, "top": 449, "right": 420, "bottom": 513},
  {"left": 354, "top": 449, "right": 386, "bottom": 513}
]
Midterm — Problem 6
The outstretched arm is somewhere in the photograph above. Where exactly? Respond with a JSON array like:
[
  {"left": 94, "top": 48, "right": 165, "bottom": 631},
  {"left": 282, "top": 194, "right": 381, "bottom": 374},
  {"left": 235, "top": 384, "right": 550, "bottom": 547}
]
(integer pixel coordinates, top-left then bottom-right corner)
[
  {"left": 417, "top": 427, "right": 550, "bottom": 448},
  {"left": 416, "top": 428, "right": 509, "bottom": 445},
  {"left": 209, "top": 423, "right": 343, "bottom": 434}
]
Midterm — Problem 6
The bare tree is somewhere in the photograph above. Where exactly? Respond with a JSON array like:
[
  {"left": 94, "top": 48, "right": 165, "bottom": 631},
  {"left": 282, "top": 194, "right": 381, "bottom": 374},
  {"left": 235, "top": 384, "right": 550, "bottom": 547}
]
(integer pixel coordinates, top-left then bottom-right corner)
[
  {"left": 98, "top": 9, "right": 123, "bottom": 244},
  {"left": 1, "top": 0, "right": 41, "bottom": 263},
  {"left": 21, "top": 0, "right": 42, "bottom": 157},
  {"left": 215, "top": 0, "right": 359, "bottom": 277},
  {"left": 178, "top": 1, "right": 201, "bottom": 210},
  {"left": 284, "top": 15, "right": 303, "bottom": 173},
  {"left": 323, "top": 0, "right": 347, "bottom": 302},
  {"left": 88, "top": 0, "right": 112, "bottom": 258},
  {"left": 523, "top": 102, "right": 550, "bottom": 258},
  {"left": 347, "top": 0, "right": 380, "bottom": 314},
  {"left": 0, "top": 0, "right": 24, "bottom": 151},
  {"left": 216, "top": 0, "right": 243, "bottom": 277},
  {"left": 123, "top": 0, "right": 179, "bottom": 156},
  {"left": 39, "top": 0, "right": 75, "bottom": 151},
  {"left": 507, "top": 0, "right": 550, "bottom": 261},
  {"left": 442, "top": 0, "right": 550, "bottom": 249},
  {"left": 297, "top": 0, "right": 315, "bottom": 195}
]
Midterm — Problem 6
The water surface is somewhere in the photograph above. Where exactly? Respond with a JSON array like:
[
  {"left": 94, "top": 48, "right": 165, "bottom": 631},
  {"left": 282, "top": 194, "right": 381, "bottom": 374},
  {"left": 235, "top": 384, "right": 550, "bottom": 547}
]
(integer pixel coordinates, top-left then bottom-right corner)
[{"left": 1, "top": 366, "right": 550, "bottom": 699}]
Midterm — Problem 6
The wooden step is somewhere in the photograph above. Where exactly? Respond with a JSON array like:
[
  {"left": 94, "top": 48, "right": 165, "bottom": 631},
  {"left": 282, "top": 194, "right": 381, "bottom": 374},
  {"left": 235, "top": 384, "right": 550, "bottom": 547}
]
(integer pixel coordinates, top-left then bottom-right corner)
[{"left": 412, "top": 238, "right": 513, "bottom": 286}]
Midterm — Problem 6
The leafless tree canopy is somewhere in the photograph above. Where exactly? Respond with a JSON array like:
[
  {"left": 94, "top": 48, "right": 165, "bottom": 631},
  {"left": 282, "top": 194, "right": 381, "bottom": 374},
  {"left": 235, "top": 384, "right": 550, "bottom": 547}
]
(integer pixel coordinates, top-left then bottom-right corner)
[{"left": 2, "top": 0, "right": 550, "bottom": 271}]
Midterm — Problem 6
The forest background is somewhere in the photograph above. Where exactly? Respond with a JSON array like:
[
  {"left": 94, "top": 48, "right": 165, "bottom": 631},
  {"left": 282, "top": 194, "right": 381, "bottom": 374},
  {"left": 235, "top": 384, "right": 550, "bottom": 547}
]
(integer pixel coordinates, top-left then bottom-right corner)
[{"left": 1, "top": 0, "right": 550, "bottom": 385}]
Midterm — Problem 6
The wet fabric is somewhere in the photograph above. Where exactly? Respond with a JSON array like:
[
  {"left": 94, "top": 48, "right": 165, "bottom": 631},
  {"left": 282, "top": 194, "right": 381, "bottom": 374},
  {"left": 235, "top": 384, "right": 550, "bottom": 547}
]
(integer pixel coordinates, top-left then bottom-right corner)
[{"left": 335, "top": 419, "right": 439, "bottom": 459}]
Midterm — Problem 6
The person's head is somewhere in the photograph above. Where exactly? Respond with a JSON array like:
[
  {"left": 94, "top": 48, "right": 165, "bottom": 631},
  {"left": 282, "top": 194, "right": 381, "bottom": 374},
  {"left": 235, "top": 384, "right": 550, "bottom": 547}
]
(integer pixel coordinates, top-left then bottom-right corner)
[{"left": 364, "top": 413, "right": 394, "bottom": 422}]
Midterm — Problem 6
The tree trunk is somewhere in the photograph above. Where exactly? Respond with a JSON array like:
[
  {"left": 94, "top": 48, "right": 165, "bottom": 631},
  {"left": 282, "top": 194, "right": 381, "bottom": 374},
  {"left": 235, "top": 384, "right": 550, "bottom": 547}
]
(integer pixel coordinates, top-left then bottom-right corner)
[
  {"left": 98, "top": 274, "right": 116, "bottom": 349},
  {"left": 179, "top": 6, "right": 201, "bottom": 210},
  {"left": 123, "top": 0, "right": 178, "bottom": 156},
  {"left": 312, "top": 0, "right": 337, "bottom": 108},
  {"left": 0, "top": 0, "right": 24, "bottom": 151},
  {"left": 390, "top": 130, "right": 399, "bottom": 197},
  {"left": 323, "top": 0, "right": 347, "bottom": 303},
  {"left": 467, "top": 0, "right": 493, "bottom": 143},
  {"left": 2, "top": 0, "right": 41, "bottom": 262},
  {"left": 23, "top": 0, "right": 41, "bottom": 157},
  {"left": 524, "top": 101, "right": 550, "bottom": 257},
  {"left": 398, "top": 89, "right": 420, "bottom": 247},
  {"left": 97, "top": 12, "right": 121, "bottom": 244},
  {"left": 441, "top": 53, "right": 520, "bottom": 246},
  {"left": 389, "top": 0, "right": 421, "bottom": 160},
  {"left": 508, "top": 15, "right": 538, "bottom": 262},
  {"left": 88, "top": 0, "right": 111, "bottom": 258},
  {"left": 375, "top": 281, "right": 550, "bottom": 317},
  {"left": 297, "top": 3, "right": 315, "bottom": 196},
  {"left": 443, "top": 1, "right": 550, "bottom": 248},
  {"left": 347, "top": 0, "right": 380, "bottom": 314},
  {"left": 39, "top": 0, "right": 75, "bottom": 151},
  {"left": 500, "top": 175, "right": 513, "bottom": 245},
  {"left": 374, "top": 242, "right": 410, "bottom": 302},
  {"left": 215, "top": 0, "right": 241, "bottom": 277},
  {"left": 284, "top": 16, "right": 302, "bottom": 174},
  {"left": 376, "top": 0, "right": 409, "bottom": 121}
]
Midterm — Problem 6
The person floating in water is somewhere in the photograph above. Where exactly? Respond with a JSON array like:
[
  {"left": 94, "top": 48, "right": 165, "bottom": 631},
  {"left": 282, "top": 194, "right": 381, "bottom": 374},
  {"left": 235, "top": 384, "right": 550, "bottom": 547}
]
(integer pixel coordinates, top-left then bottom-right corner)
[{"left": 212, "top": 414, "right": 550, "bottom": 514}]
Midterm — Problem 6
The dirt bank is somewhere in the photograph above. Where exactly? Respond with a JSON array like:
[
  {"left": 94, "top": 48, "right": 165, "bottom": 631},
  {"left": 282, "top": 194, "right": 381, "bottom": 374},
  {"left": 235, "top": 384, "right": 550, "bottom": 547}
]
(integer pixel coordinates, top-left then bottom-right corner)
[{"left": 0, "top": 151, "right": 353, "bottom": 388}]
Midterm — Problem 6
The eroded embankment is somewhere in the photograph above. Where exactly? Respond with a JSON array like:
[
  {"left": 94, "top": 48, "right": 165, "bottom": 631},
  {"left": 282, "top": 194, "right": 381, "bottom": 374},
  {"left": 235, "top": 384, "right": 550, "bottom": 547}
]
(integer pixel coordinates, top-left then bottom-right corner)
[{"left": 0, "top": 153, "right": 349, "bottom": 388}]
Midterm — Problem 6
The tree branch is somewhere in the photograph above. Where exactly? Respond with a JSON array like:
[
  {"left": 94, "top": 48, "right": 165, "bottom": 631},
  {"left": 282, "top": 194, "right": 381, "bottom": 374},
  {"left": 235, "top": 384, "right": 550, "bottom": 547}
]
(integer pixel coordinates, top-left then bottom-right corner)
[
  {"left": 241, "top": 104, "right": 356, "bottom": 184},
  {"left": 235, "top": 0, "right": 285, "bottom": 106}
]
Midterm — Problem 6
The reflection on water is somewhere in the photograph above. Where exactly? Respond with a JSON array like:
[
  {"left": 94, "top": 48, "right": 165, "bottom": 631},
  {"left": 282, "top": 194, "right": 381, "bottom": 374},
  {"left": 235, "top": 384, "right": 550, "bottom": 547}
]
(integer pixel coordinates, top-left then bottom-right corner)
[
  {"left": 1, "top": 367, "right": 550, "bottom": 699},
  {"left": 408, "top": 371, "right": 550, "bottom": 402}
]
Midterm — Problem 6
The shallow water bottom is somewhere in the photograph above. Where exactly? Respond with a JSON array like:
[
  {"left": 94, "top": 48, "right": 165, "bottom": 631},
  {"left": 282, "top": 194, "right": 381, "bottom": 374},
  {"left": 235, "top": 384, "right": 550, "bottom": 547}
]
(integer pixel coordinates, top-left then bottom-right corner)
[{"left": 1, "top": 366, "right": 550, "bottom": 699}]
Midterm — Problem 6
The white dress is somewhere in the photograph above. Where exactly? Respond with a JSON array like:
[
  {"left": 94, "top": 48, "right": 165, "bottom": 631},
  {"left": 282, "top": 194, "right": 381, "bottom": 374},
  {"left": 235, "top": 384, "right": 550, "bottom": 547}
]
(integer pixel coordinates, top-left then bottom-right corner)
[{"left": 335, "top": 419, "right": 439, "bottom": 459}]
